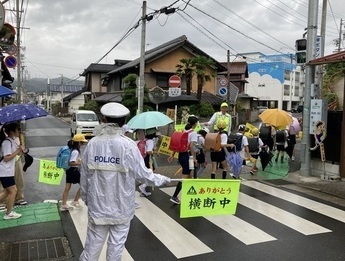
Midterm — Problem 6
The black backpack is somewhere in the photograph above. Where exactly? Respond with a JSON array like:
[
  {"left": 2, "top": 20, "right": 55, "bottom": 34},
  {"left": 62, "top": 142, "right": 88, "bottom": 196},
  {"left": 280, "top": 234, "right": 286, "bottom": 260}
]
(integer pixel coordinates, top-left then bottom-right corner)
[
  {"left": 247, "top": 137, "right": 259, "bottom": 153},
  {"left": 275, "top": 130, "right": 286, "bottom": 144},
  {"left": 259, "top": 125, "right": 271, "bottom": 140},
  {"left": 227, "top": 133, "right": 243, "bottom": 152}
]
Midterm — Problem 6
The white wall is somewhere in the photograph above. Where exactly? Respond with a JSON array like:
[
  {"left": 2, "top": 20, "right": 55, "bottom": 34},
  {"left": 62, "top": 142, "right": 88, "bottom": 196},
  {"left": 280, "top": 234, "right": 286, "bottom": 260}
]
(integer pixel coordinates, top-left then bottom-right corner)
[{"left": 68, "top": 94, "right": 85, "bottom": 114}]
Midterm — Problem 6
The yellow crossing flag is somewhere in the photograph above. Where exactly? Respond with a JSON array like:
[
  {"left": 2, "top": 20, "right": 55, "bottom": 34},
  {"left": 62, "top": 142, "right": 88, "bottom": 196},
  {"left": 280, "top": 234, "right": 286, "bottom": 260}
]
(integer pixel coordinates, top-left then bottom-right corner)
[
  {"left": 180, "top": 179, "right": 241, "bottom": 218},
  {"left": 38, "top": 160, "right": 64, "bottom": 185}
]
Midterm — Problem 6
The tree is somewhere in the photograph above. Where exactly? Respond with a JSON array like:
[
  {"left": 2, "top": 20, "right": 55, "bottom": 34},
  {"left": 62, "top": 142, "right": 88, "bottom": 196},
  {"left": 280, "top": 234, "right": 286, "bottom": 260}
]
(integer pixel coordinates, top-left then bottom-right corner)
[
  {"left": 176, "top": 58, "right": 195, "bottom": 95},
  {"left": 122, "top": 73, "right": 153, "bottom": 117},
  {"left": 192, "top": 55, "right": 216, "bottom": 104}
]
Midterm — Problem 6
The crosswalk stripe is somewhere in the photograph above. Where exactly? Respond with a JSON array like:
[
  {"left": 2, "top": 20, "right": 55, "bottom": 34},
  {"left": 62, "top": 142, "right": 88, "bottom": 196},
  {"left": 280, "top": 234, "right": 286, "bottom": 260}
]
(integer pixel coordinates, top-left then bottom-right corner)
[
  {"left": 205, "top": 215, "right": 277, "bottom": 245},
  {"left": 160, "top": 187, "right": 276, "bottom": 245},
  {"left": 242, "top": 180, "right": 345, "bottom": 223},
  {"left": 238, "top": 192, "right": 331, "bottom": 235},
  {"left": 135, "top": 192, "right": 213, "bottom": 259}
]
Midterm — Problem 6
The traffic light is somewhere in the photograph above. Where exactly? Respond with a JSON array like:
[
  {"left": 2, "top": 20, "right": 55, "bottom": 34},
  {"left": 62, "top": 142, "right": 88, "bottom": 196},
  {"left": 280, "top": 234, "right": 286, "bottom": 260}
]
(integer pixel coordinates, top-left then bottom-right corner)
[{"left": 295, "top": 39, "right": 307, "bottom": 65}]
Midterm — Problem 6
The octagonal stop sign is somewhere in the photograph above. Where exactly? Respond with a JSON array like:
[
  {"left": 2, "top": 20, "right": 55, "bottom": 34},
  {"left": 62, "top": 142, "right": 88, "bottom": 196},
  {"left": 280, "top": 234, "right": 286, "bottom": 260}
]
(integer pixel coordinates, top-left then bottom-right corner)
[{"left": 169, "top": 75, "right": 181, "bottom": 88}]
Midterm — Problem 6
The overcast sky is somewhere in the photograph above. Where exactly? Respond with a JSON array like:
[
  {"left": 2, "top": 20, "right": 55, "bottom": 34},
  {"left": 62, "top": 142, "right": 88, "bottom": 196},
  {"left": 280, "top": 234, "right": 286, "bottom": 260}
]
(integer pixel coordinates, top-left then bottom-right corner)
[{"left": 5, "top": 0, "right": 345, "bottom": 82}]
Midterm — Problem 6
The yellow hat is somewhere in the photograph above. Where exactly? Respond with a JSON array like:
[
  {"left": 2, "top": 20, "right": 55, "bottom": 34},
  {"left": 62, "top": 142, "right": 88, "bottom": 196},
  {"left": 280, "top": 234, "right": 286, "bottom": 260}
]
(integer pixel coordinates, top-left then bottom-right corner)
[
  {"left": 216, "top": 120, "right": 227, "bottom": 130},
  {"left": 251, "top": 127, "right": 259, "bottom": 136},
  {"left": 72, "top": 134, "right": 88, "bottom": 143},
  {"left": 221, "top": 102, "right": 228, "bottom": 108}
]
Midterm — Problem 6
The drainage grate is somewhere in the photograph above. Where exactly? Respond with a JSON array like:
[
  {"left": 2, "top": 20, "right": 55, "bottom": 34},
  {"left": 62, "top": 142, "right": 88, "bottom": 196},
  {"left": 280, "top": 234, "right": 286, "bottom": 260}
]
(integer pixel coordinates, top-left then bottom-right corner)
[
  {"left": 263, "top": 179, "right": 294, "bottom": 186},
  {"left": 1, "top": 237, "right": 73, "bottom": 261}
]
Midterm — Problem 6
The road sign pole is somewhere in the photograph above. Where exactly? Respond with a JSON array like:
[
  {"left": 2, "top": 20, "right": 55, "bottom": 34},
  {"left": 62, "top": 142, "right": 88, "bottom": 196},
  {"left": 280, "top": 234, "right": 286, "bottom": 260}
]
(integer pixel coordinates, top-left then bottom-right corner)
[{"left": 138, "top": 1, "right": 147, "bottom": 114}]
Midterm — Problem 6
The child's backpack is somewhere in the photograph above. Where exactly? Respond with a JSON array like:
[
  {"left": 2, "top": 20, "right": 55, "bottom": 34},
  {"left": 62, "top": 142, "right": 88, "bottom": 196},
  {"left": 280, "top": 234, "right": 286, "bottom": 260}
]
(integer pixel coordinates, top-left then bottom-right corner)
[
  {"left": 137, "top": 139, "right": 146, "bottom": 158},
  {"left": 247, "top": 137, "right": 259, "bottom": 153},
  {"left": 56, "top": 146, "right": 72, "bottom": 170},
  {"left": 227, "top": 133, "right": 243, "bottom": 152},
  {"left": 169, "top": 130, "right": 192, "bottom": 152},
  {"left": 259, "top": 124, "right": 271, "bottom": 139},
  {"left": 204, "top": 133, "right": 221, "bottom": 151},
  {"left": 275, "top": 130, "right": 286, "bottom": 145}
]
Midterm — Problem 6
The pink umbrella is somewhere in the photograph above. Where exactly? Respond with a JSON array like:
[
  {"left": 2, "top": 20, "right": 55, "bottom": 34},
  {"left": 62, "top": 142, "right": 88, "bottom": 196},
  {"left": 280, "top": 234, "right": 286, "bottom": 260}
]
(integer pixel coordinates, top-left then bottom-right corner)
[{"left": 289, "top": 117, "right": 301, "bottom": 135}]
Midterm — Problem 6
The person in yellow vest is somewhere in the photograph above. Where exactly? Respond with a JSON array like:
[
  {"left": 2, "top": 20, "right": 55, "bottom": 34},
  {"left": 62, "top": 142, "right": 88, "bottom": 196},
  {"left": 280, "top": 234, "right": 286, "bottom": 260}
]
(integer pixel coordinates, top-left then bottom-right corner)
[{"left": 206, "top": 102, "right": 231, "bottom": 133}]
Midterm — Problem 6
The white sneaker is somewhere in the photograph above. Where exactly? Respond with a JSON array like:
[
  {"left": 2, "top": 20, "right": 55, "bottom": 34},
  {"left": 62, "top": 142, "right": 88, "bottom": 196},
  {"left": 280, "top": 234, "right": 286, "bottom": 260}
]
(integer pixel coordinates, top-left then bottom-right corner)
[
  {"left": 3, "top": 211, "right": 22, "bottom": 220},
  {"left": 70, "top": 201, "right": 82, "bottom": 208},
  {"left": 60, "top": 205, "right": 73, "bottom": 211},
  {"left": 134, "top": 202, "right": 141, "bottom": 209},
  {"left": 139, "top": 184, "right": 151, "bottom": 197}
]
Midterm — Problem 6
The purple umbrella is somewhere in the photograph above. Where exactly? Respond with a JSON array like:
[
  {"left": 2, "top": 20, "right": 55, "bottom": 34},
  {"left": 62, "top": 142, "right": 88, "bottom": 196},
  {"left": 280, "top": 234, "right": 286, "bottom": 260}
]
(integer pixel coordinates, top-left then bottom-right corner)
[
  {"left": 0, "top": 103, "right": 48, "bottom": 124},
  {"left": 226, "top": 152, "right": 243, "bottom": 178},
  {"left": 288, "top": 117, "right": 301, "bottom": 135}
]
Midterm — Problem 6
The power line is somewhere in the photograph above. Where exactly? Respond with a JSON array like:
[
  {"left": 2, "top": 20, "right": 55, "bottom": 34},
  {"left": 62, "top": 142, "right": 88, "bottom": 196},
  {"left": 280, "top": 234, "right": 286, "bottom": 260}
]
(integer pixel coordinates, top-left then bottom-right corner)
[
  {"left": 185, "top": 1, "right": 286, "bottom": 54},
  {"left": 212, "top": 0, "right": 294, "bottom": 51}
]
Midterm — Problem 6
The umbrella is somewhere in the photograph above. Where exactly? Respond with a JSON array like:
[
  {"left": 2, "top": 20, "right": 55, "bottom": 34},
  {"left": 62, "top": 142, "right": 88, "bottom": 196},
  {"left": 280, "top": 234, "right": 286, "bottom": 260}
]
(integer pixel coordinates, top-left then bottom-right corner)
[
  {"left": 226, "top": 152, "right": 243, "bottom": 178},
  {"left": 0, "top": 103, "right": 48, "bottom": 124},
  {"left": 288, "top": 117, "right": 301, "bottom": 135},
  {"left": 127, "top": 111, "right": 173, "bottom": 129},
  {"left": 0, "top": 86, "right": 16, "bottom": 97},
  {"left": 259, "top": 149, "right": 271, "bottom": 171},
  {"left": 259, "top": 109, "right": 292, "bottom": 127}
]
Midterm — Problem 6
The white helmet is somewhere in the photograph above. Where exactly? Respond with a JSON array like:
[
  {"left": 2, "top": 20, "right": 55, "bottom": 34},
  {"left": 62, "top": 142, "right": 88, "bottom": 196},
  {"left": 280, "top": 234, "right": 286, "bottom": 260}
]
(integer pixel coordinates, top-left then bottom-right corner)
[{"left": 202, "top": 126, "right": 210, "bottom": 133}]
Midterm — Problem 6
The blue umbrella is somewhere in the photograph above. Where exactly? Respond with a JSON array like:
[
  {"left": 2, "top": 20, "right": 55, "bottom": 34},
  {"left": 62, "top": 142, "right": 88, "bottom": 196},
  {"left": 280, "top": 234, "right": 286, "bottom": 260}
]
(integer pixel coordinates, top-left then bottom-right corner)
[
  {"left": 0, "top": 103, "right": 48, "bottom": 124},
  {"left": 127, "top": 111, "right": 173, "bottom": 129},
  {"left": 0, "top": 85, "right": 16, "bottom": 97},
  {"left": 226, "top": 152, "right": 243, "bottom": 178}
]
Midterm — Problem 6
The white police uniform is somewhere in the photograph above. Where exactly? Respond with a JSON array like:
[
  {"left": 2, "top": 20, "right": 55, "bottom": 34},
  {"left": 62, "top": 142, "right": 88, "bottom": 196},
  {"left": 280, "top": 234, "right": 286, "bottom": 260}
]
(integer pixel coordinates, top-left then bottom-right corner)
[{"left": 79, "top": 103, "right": 170, "bottom": 261}]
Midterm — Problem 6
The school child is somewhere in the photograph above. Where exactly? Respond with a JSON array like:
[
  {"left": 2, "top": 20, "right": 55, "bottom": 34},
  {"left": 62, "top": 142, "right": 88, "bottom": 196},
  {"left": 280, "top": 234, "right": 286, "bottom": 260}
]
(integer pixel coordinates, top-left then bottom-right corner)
[
  {"left": 194, "top": 129, "right": 207, "bottom": 178},
  {"left": 248, "top": 128, "right": 266, "bottom": 175},
  {"left": 168, "top": 115, "right": 199, "bottom": 204},
  {"left": 275, "top": 129, "right": 288, "bottom": 163},
  {"left": 210, "top": 120, "right": 235, "bottom": 179},
  {"left": 0, "top": 123, "right": 24, "bottom": 219},
  {"left": 137, "top": 128, "right": 158, "bottom": 197},
  {"left": 60, "top": 134, "right": 88, "bottom": 211}
]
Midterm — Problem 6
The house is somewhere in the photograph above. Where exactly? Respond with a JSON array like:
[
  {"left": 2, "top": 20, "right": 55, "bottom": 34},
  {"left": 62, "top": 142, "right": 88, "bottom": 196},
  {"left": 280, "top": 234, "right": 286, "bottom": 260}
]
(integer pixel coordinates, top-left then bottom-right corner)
[
  {"left": 82, "top": 35, "right": 231, "bottom": 109},
  {"left": 242, "top": 52, "right": 303, "bottom": 111}
]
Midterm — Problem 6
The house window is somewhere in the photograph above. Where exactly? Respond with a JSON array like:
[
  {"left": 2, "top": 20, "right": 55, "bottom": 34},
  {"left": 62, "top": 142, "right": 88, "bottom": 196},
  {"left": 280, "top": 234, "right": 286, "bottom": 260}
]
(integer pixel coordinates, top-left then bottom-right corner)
[
  {"left": 156, "top": 74, "right": 169, "bottom": 89},
  {"left": 284, "top": 70, "right": 291, "bottom": 81}
]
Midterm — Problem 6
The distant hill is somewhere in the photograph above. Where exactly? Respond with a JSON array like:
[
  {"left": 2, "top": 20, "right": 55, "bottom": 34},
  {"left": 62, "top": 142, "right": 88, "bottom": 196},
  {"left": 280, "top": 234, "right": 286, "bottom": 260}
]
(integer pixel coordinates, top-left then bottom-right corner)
[{"left": 13, "top": 77, "right": 85, "bottom": 93}]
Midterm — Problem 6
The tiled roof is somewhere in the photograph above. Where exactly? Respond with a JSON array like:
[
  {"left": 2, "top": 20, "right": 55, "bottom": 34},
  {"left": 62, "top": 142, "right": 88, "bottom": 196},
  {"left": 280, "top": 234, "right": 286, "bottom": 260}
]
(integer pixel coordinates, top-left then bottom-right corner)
[
  {"left": 219, "top": 61, "right": 249, "bottom": 77},
  {"left": 309, "top": 50, "right": 345, "bottom": 65},
  {"left": 108, "top": 35, "right": 227, "bottom": 75},
  {"left": 49, "top": 84, "right": 83, "bottom": 93}
]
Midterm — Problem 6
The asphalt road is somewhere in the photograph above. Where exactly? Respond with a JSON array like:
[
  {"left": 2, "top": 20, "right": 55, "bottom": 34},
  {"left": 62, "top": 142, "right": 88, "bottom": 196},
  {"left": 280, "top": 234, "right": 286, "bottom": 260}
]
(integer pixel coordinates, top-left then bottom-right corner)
[{"left": 17, "top": 115, "right": 345, "bottom": 260}]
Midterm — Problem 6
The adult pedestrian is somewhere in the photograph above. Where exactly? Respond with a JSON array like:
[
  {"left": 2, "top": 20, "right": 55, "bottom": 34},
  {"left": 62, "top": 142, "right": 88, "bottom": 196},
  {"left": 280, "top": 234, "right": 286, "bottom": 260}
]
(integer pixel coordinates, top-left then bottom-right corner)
[
  {"left": 168, "top": 115, "right": 198, "bottom": 204},
  {"left": 0, "top": 123, "right": 24, "bottom": 220},
  {"left": 79, "top": 102, "right": 170, "bottom": 261},
  {"left": 205, "top": 102, "right": 232, "bottom": 133}
]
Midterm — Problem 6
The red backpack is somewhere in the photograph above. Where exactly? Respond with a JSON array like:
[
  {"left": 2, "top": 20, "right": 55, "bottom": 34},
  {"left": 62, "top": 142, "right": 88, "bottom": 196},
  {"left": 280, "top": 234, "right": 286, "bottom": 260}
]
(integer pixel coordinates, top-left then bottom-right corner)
[
  {"left": 169, "top": 130, "right": 192, "bottom": 152},
  {"left": 137, "top": 139, "right": 146, "bottom": 158}
]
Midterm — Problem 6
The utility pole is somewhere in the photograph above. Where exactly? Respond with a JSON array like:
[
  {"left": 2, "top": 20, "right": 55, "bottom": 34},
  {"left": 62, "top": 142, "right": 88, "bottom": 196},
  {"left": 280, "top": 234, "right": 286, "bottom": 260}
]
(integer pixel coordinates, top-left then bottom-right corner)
[
  {"left": 60, "top": 74, "right": 64, "bottom": 108},
  {"left": 300, "top": 0, "right": 319, "bottom": 176},
  {"left": 138, "top": 1, "right": 147, "bottom": 114},
  {"left": 16, "top": 0, "right": 21, "bottom": 103},
  {"left": 226, "top": 50, "right": 231, "bottom": 105},
  {"left": 338, "top": 18, "right": 344, "bottom": 52}
]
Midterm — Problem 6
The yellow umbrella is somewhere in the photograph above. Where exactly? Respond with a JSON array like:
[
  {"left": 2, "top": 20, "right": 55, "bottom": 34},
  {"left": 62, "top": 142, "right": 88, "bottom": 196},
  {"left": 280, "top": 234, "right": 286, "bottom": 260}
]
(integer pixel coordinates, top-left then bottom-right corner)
[{"left": 259, "top": 109, "right": 292, "bottom": 127}]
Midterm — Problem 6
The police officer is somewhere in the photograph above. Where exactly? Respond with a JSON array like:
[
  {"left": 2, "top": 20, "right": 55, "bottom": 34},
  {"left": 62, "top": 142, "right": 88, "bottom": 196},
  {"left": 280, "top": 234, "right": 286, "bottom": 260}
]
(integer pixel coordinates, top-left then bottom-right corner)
[
  {"left": 206, "top": 102, "right": 232, "bottom": 133},
  {"left": 79, "top": 102, "right": 170, "bottom": 261}
]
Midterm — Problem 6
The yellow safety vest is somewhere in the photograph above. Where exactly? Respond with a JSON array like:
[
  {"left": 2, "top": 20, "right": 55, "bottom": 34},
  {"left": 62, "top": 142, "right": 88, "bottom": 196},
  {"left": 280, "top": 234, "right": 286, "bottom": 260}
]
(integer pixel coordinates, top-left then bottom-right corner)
[{"left": 214, "top": 112, "right": 231, "bottom": 132}]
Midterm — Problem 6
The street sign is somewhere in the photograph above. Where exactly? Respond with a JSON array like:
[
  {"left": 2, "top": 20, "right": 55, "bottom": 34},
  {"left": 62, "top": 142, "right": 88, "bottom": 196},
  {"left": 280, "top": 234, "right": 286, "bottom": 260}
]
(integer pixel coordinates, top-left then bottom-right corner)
[
  {"left": 4, "top": 55, "right": 17, "bottom": 68},
  {"left": 218, "top": 87, "right": 227, "bottom": 96},
  {"left": 169, "top": 75, "right": 181, "bottom": 88},
  {"left": 168, "top": 87, "right": 181, "bottom": 97},
  {"left": 218, "top": 77, "right": 228, "bottom": 87},
  {"left": 2, "top": 44, "right": 17, "bottom": 55}
]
